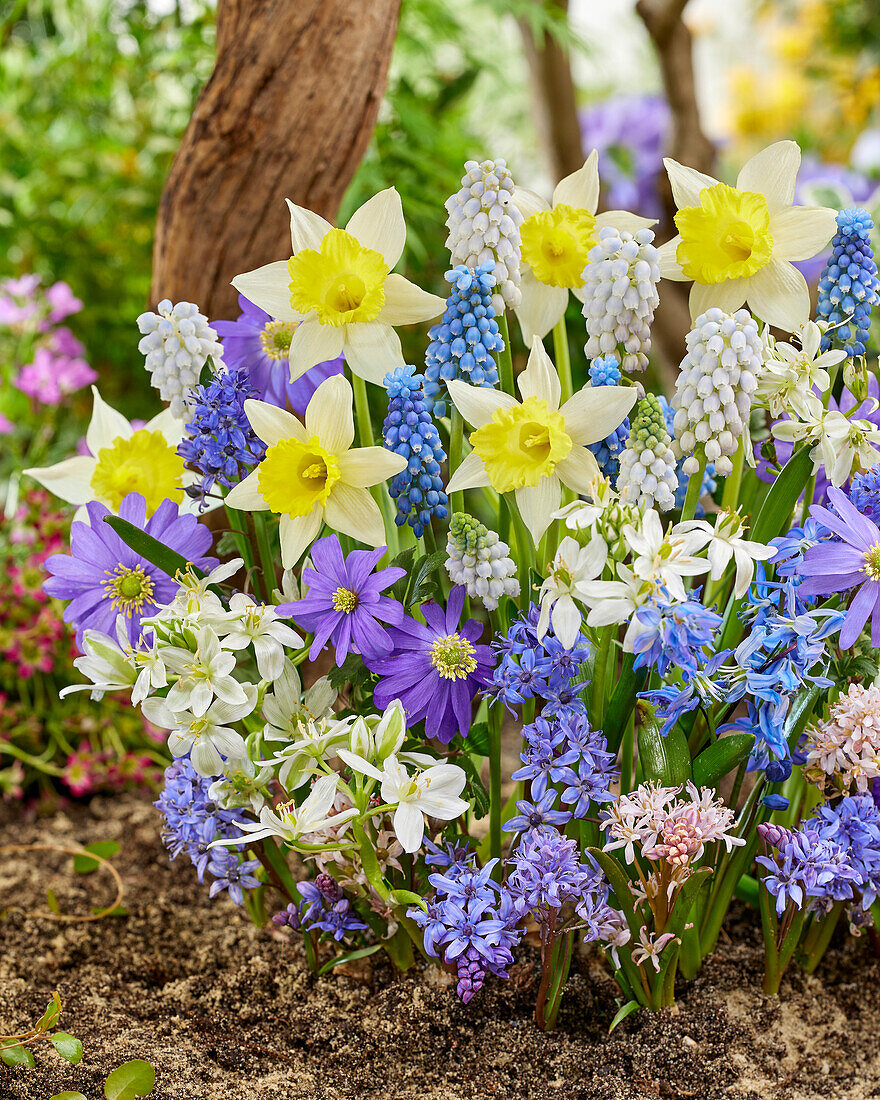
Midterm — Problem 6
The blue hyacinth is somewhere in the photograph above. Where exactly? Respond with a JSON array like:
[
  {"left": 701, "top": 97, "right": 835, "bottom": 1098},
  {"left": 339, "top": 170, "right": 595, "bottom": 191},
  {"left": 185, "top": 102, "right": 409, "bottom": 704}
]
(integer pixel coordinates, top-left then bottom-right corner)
[
  {"left": 178, "top": 365, "right": 267, "bottom": 508},
  {"left": 848, "top": 466, "right": 880, "bottom": 522},
  {"left": 817, "top": 207, "right": 880, "bottom": 357},
  {"left": 424, "top": 262, "right": 503, "bottom": 416},
  {"left": 586, "top": 355, "right": 629, "bottom": 478},
  {"left": 382, "top": 365, "right": 449, "bottom": 537}
]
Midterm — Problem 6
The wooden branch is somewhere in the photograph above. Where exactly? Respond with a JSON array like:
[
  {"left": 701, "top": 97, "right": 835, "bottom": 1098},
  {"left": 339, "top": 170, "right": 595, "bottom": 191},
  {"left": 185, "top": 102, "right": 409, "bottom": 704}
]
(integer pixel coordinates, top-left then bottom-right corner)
[{"left": 150, "top": 0, "right": 401, "bottom": 319}]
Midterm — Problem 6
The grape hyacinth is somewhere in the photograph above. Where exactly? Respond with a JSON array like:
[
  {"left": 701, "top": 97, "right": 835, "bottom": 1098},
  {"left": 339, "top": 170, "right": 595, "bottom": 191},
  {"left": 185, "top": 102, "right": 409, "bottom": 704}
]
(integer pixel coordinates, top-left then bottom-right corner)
[
  {"left": 444, "top": 512, "right": 519, "bottom": 611},
  {"left": 445, "top": 160, "right": 523, "bottom": 312},
  {"left": 658, "top": 395, "right": 716, "bottom": 512},
  {"left": 177, "top": 365, "right": 267, "bottom": 508},
  {"left": 586, "top": 355, "right": 630, "bottom": 479},
  {"left": 136, "top": 299, "right": 224, "bottom": 419},
  {"left": 382, "top": 365, "right": 449, "bottom": 537},
  {"left": 581, "top": 226, "right": 660, "bottom": 373},
  {"left": 817, "top": 207, "right": 880, "bottom": 358},
  {"left": 616, "top": 392, "right": 678, "bottom": 512},
  {"left": 424, "top": 263, "right": 503, "bottom": 416},
  {"left": 671, "top": 308, "right": 762, "bottom": 478},
  {"left": 848, "top": 466, "right": 880, "bottom": 522}
]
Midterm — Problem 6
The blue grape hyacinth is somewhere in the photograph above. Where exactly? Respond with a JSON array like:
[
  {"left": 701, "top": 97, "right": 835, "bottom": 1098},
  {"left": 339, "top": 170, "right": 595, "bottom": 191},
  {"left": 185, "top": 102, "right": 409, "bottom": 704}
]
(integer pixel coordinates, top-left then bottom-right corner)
[
  {"left": 817, "top": 207, "right": 880, "bottom": 357},
  {"left": 586, "top": 355, "right": 629, "bottom": 479}
]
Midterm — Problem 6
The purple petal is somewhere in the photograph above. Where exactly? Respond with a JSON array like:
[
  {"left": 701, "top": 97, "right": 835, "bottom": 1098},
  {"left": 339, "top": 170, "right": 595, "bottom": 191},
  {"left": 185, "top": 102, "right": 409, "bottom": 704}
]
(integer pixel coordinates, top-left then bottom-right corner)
[{"left": 840, "top": 581, "right": 879, "bottom": 648}]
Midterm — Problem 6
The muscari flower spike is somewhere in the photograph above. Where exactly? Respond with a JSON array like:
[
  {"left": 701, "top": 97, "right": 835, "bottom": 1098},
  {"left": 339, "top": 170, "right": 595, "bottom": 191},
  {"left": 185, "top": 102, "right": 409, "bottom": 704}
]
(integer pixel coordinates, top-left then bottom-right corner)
[
  {"left": 137, "top": 299, "right": 224, "bottom": 419},
  {"left": 616, "top": 392, "right": 678, "bottom": 512},
  {"left": 382, "top": 365, "right": 449, "bottom": 537},
  {"left": 817, "top": 207, "right": 880, "bottom": 358},
  {"left": 658, "top": 395, "right": 716, "bottom": 512},
  {"left": 424, "top": 263, "right": 503, "bottom": 417},
  {"left": 444, "top": 512, "right": 519, "bottom": 611},
  {"left": 586, "top": 355, "right": 630, "bottom": 479}
]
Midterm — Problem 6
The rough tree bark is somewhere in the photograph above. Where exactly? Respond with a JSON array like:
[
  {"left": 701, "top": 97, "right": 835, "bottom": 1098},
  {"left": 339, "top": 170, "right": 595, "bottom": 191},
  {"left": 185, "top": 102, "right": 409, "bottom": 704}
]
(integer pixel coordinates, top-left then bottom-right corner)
[{"left": 149, "top": 0, "right": 401, "bottom": 320}]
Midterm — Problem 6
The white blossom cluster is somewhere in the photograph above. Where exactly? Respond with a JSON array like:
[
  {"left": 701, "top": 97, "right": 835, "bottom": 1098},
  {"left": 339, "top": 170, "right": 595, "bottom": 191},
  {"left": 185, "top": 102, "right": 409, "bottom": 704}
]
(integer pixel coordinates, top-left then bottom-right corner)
[
  {"left": 445, "top": 159, "right": 523, "bottom": 312},
  {"left": 616, "top": 393, "right": 678, "bottom": 512},
  {"left": 581, "top": 227, "right": 660, "bottom": 373},
  {"left": 670, "top": 307, "right": 762, "bottom": 478},
  {"left": 136, "top": 299, "right": 224, "bottom": 419},
  {"left": 445, "top": 512, "right": 519, "bottom": 610}
]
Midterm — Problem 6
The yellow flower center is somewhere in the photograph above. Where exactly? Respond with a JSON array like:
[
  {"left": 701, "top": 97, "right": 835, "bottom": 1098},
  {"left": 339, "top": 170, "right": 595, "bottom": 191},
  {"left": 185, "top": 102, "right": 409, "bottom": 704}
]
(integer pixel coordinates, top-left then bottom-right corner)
[
  {"left": 864, "top": 543, "right": 880, "bottom": 581},
  {"left": 332, "top": 587, "right": 359, "bottom": 613},
  {"left": 90, "top": 429, "right": 186, "bottom": 514},
  {"left": 259, "top": 319, "right": 298, "bottom": 360},
  {"left": 429, "top": 633, "right": 477, "bottom": 680},
  {"left": 102, "top": 563, "right": 156, "bottom": 617},
  {"left": 520, "top": 205, "right": 598, "bottom": 288},
  {"left": 288, "top": 228, "right": 387, "bottom": 327},
  {"left": 257, "top": 435, "right": 340, "bottom": 518},
  {"left": 470, "top": 396, "right": 572, "bottom": 494},
  {"left": 675, "top": 183, "right": 774, "bottom": 285}
]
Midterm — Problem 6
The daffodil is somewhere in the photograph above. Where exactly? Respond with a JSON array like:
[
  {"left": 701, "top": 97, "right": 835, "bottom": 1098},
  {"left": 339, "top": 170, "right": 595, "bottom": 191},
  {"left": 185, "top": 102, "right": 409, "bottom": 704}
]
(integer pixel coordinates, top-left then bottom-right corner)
[
  {"left": 513, "top": 150, "right": 655, "bottom": 340},
  {"left": 24, "top": 387, "right": 206, "bottom": 519},
  {"left": 231, "top": 189, "right": 445, "bottom": 385},
  {"left": 445, "top": 338, "right": 637, "bottom": 544},
  {"left": 224, "top": 374, "right": 407, "bottom": 567},
  {"left": 658, "top": 140, "right": 837, "bottom": 330}
]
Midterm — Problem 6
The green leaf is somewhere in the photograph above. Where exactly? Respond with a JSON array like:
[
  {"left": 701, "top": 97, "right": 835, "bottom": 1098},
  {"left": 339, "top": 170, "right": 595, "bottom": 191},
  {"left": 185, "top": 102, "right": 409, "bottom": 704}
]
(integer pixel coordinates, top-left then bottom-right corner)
[
  {"left": 36, "top": 993, "right": 62, "bottom": 1031},
  {"left": 602, "top": 653, "right": 647, "bottom": 754},
  {"left": 734, "top": 873, "right": 760, "bottom": 908},
  {"left": 750, "top": 446, "right": 813, "bottom": 546},
  {"left": 317, "top": 943, "right": 383, "bottom": 976},
  {"left": 46, "top": 888, "right": 60, "bottom": 915},
  {"left": 458, "top": 753, "right": 490, "bottom": 819},
  {"left": 103, "top": 515, "right": 208, "bottom": 585},
  {"left": 0, "top": 1043, "right": 35, "bottom": 1067},
  {"left": 388, "top": 546, "right": 417, "bottom": 604},
  {"left": 51, "top": 1033, "right": 83, "bottom": 1064},
  {"left": 608, "top": 999, "right": 641, "bottom": 1033},
  {"left": 50, "top": 1093, "right": 88, "bottom": 1099},
  {"left": 458, "top": 723, "right": 489, "bottom": 756},
  {"left": 636, "top": 716, "right": 691, "bottom": 788},
  {"left": 104, "top": 1059, "right": 156, "bottom": 1100},
  {"left": 406, "top": 550, "right": 447, "bottom": 609},
  {"left": 91, "top": 905, "right": 128, "bottom": 917},
  {"left": 73, "top": 840, "right": 120, "bottom": 875},
  {"left": 387, "top": 889, "right": 426, "bottom": 909},
  {"left": 692, "top": 734, "right": 754, "bottom": 790},
  {"left": 327, "top": 652, "right": 371, "bottom": 691}
]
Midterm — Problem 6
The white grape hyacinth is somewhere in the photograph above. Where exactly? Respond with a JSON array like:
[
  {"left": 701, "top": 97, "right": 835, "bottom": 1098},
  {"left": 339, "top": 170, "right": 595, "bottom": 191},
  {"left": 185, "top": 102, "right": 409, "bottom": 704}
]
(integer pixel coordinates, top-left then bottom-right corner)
[
  {"left": 445, "top": 158, "right": 523, "bottom": 312},
  {"left": 581, "top": 226, "right": 660, "bottom": 373},
  {"left": 671, "top": 307, "right": 762, "bottom": 477},
  {"left": 444, "top": 512, "right": 519, "bottom": 611},
  {"left": 616, "top": 393, "right": 678, "bottom": 512},
  {"left": 136, "top": 299, "right": 224, "bottom": 418}
]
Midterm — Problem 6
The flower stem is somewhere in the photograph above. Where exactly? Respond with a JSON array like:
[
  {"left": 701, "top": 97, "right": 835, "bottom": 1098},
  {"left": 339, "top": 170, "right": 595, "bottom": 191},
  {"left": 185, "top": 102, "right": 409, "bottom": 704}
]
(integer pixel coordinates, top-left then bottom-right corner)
[
  {"left": 802, "top": 901, "right": 843, "bottom": 974},
  {"left": 680, "top": 452, "right": 707, "bottom": 522},
  {"left": 449, "top": 406, "right": 464, "bottom": 516},
  {"left": 488, "top": 702, "right": 503, "bottom": 871},
  {"left": 552, "top": 317, "right": 573, "bottom": 403},
  {"left": 351, "top": 372, "right": 399, "bottom": 557},
  {"left": 497, "top": 312, "right": 515, "bottom": 397},
  {"left": 720, "top": 436, "right": 744, "bottom": 513}
]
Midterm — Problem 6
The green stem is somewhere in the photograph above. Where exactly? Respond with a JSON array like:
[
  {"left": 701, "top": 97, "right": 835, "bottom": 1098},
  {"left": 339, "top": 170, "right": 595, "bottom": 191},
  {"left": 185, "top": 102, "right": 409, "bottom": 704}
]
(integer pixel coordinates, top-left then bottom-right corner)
[
  {"left": 802, "top": 902, "right": 843, "bottom": 974},
  {"left": 720, "top": 436, "right": 745, "bottom": 513},
  {"left": 680, "top": 452, "right": 708, "bottom": 522},
  {"left": 542, "top": 930, "right": 575, "bottom": 1031},
  {"left": 253, "top": 511, "right": 278, "bottom": 601},
  {"left": 488, "top": 703, "right": 503, "bottom": 870},
  {"left": 590, "top": 625, "right": 613, "bottom": 727},
  {"left": 759, "top": 872, "right": 781, "bottom": 995},
  {"left": 552, "top": 317, "right": 573, "bottom": 403},
  {"left": 497, "top": 312, "right": 515, "bottom": 397},
  {"left": 352, "top": 372, "right": 399, "bottom": 556},
  {"left": 449, "top": 406, "right": 464, "bottom": 516}
]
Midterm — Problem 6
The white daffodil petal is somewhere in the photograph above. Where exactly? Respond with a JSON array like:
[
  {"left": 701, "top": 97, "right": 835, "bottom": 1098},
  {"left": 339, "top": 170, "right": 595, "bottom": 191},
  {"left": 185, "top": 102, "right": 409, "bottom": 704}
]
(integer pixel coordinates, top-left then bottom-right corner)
[
  {"left": 279, "top": 507, "right": 323, "bottom": 569},
  {"left": 447, "top": 378, "right": 517, "bottom": 428},
  {"left": 232, "top": 261, "right": 300, "bottom": 322},
  {"left": 770, "top": 205, "right": 837, "bottom": 262},
  {"left": 87, "top": 387, "right": 131, "bottom": 455},
  {"left": 512, "top": 186, "right": 550, "bottom": 221},
  {"left": 746, "top": 258, "right": 811, "bottom": 333},
  {"left": 518, "top": 336, "right": 561, "bottom": 409},
  {"left": 24, "top": 456, "right": 95, "bottom": 506},
  {"left": 560, "top": 385, "right": 638, "bottom": 445},
  {"left": 556, "top": 446, "right": 601, "bottom": 495},
  {"left": 342, "top": 321, "right": 404, "bottom": 385},
  {"left": 376, "top": 273, "right": 445, "bottom": 325},
  {"left": 338, "top": 446, "right": 407, "bottom": 488},
  {"left": 345, "top": 187, "right": 406, "bottom": 270},
  {"left": 552, "top": 150, "right": 600, "bottom": 213},
  {"left": 736, "top": 140, "right": 800, "bottom": 212},
  {"left": 146, "top": 406, "right": 186, "bottom": 447},
  {"left": 663, "top": 158, "right": 718, "bottom": 208},
  {"left": 286, "top": 198, "right": 333, "bottom": 253},
  {"left": 304, "top": 374, "right": 354, "bottom": 454},
  {"left": 243, "top": 398, "right": 307, "bottom": 447},
  {"left": 594, "top": 211, "right": 657, "bottom": 235},
  {"left": 223, "top": 468, "right": 269, "bottom": 511},
  {"left": 288, "top": 318, "right": 344, "bottom": 380},
  {"left": 516, "top": 267, "right": 569, "bottom": 341},
  {"left": 689, "top": 278, "right": 747, "bottom": 319},
  {"left": 324, "top": 483, "right": 385, "bottom": 547},
  {"left": 516, "top": 476, "right": 561, "bottom": 546},
  {"left": 446, "top": 451, "right": 491, "bottom": 493},
  {"left": 657, "top": 237, "right": 688, "bottom": 281}
]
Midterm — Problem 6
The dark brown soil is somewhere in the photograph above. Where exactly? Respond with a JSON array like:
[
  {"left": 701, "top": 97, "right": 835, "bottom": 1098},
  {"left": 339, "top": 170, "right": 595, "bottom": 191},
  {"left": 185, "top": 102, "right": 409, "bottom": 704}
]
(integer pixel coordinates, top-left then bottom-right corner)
[{"left": 1, "top": 794, "right": 879, "bottom": 1100}]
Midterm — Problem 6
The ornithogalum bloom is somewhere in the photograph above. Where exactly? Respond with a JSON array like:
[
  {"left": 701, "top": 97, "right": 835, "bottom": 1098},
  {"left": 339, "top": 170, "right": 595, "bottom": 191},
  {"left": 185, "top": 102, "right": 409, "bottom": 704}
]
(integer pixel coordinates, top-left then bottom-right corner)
[
  {"left": 366, "top": 584, "right": 494, "bottom": 743},
  {"left": 42, "top": 493, "right": 217, "bottom": 648},
  {"left": 278, "top": 534, "right": 405, "bottom": 666}
]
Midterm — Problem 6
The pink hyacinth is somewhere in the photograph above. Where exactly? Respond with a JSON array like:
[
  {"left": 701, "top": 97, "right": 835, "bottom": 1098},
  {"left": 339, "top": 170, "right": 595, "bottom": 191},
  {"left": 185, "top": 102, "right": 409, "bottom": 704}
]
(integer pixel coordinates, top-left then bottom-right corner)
[
  {"left": 805, "top": 683, "right": 880, "bottom": 792},
  {"left": 14, "top": 346, "right": 97, "bottom": 405}
]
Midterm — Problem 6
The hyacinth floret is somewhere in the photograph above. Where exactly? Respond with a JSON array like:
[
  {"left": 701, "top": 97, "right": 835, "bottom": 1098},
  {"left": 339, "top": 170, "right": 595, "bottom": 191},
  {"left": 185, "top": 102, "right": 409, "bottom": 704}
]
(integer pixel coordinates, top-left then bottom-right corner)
[
  {"left": 657, "top": 395, "right": 715, "bottom": 512},
  {"left": 445, "top": 159, "right": 523, "bottom": 312},
  {"left": 848, "top": 466, "right": 880, "bottom": 523},
  {"left": 817, "top": 207, "right": 880, "bottom": 358},
  {"left": 586, "top": 355, "right": 630, "bottom": 479},
  {"left": 581, "top": 226, "right": 660, "bottom": 373},
  {"left": 671, "top": 308, "right": 762, "bottom": 478},
  {"left": 631, "top": 588, "right": 721, "bottom": 678},
  {"left": 137, "top": 299, "right": 224, "bottom": 418},
  {"left": 424, "top": 263, "right": 503, "bottom": 416},
  {"left": 178, "top": 365, "right": 267, "bottom": 508},
  {"left": 757, "top": 822, "right": 861, "bottom": 916},
  {"left": 804, "top": 683, "right": 880, "bottom": 793},
  {"left": 445, "top": 512, "right": 519, "bottom": 611},
  {"left": 616, "top": 392, "right": 678, "bottom": 512},
  {"left": 382, "top": 365, "right": 449, "bottom": 537}
]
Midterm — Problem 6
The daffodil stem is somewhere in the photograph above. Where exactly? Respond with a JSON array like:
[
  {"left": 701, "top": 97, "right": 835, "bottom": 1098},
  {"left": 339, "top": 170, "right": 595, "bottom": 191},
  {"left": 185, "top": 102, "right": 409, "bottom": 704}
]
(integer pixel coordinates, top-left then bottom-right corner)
[
  {"left": 680, "top": 453, "right": 707, "bottom": 523},
  {"left": 552, "top": 317, "right": 573, "bottom": 403},
  {"left": 253, "top": 511, "right": 279, "bottom": 600},
  {"left": 505, "top": 495, "right": 534, "bottom": 605},
  {"left": 449, "top": 407, "right": 464, "bottom": 516},
  {"left": 351, "top": 372, "right": 400, "bottom": 558},
  {"left": 488, "top": 702, "right": 503, "bottom": 873},
  {"left": 720, "top": 437, "right": 744, "bottom": 513},
  {"left": 498, "top": 312, "right": 515, "bottom": 396}
]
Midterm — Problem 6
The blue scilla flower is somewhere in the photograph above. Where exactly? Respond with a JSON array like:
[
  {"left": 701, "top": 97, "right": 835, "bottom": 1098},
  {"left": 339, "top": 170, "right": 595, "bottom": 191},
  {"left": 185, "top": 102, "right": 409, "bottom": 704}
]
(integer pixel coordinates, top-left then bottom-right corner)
[
  {"left": 296, "top": 873, "right": 369, "bottom": 942},
  {"left": 382, "top": 365, "right": 449, "bottom": 537},
  {"left": 586, "top": 355, "right": 629, "bottom": 478},
  {"left": 178, "top": 365, "right": 267, "bottom": 509},
  {"left": 630, "top": 588, "right": 721, "bottom": 678},
  {"left": 848, "top": 466, "right": 880, "bottom": 523},
  {"left": 657, "top": 395, "right": 716, "bottom": 512},
  {"left": 817, "top": 207, "right": 880, "bottom": 357},
  {"left": 424, "top": 263, "right": 503, "bottom": 416}
]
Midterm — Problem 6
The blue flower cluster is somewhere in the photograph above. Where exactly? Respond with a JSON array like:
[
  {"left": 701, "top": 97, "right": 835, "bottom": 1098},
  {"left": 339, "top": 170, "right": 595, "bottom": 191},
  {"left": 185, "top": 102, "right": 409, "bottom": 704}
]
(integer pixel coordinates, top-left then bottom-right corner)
[
  {"left": 631, "top": 588, "right": 721, "bottom": 677},
  {"left": 408, "top": 852, "right": 523, "bottom": 1004},
  {"left": 178, "top": 365, "right": 267, "bottom": 508},
  {"left": 382, "top": 365, "right": 449, "bottom": 537},
  {"left": 424, "top": 263, "right": 503, "bottom": 416},
  {"left": 848, "top": 466, "right": 880, "bottom": 523},
  {"left": 658, "top": 395, "right": 716, "bottom": 512},
  {"left": 490, "top": 603, "right": 591, "bottom": 714},
  {"left": 817, "top": 207, "right": 880, "bottom": 357},
  {"left": 642, "top": 651, "right": 729, "bottom": 737},
  {"left": 294, "top": 873, "right": 369, "bottom": 941},
  {"left": 587, "top": 355, "right": 630, "bottom": 478}
]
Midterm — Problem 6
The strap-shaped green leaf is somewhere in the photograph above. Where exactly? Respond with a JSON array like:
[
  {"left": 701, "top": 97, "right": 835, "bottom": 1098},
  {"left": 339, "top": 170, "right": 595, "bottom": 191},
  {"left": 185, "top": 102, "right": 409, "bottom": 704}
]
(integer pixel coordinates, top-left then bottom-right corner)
[
  {"left": 586, "top": 847, "right": 641, "bottom": 938},
  {"left": 692, "top": 733, "right": 754, "bottom": 789},
  {"left": 103, "top": 515, "right": 209, "bottom": 584},
  {"left": 637, "top": 717, "right": 691, "bottom": 787}
]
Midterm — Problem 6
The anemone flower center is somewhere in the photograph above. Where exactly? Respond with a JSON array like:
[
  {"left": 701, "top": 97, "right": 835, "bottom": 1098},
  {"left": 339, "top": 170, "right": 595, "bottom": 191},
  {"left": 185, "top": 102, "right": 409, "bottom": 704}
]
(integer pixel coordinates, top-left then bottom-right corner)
[
  {"left": 429, "top": 633, "right": 477, "bottom": 680},
  {"left": 864, "top": 543, "right": 880, "bottom": 580},
  {"left": 259, "top": 319, "right": 298, "bottom": 360},
  {"left": 332, "top": 586, "right": 359, "bottom": 614},
  {"left": 102, "top": 563, "right": 156, "bottom": 616}
]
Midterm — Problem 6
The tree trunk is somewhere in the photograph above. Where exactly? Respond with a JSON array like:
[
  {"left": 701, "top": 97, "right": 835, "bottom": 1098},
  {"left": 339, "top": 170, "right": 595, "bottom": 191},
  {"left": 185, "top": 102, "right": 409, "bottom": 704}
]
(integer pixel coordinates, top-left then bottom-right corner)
[{"left": 150, "top": 0, "right": 401, "bottom": 320}]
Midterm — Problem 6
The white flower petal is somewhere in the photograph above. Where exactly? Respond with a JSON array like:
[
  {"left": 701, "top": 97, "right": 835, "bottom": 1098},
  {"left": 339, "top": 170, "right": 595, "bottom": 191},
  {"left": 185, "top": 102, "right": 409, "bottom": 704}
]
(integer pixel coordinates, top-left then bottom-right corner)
[
  {"left": 516, "top": 267, "right": 569, "bottom": 341},
  {"left": 243, "top": 398, "right": 307, "bottom": 447},
  {"left": 446, "top": 450, "right": 491, "bottom": 494},
  {"left": 560, "top": 385, "right": 637, "bottom": 446},
  {"left": 324, "top": 483, "right": 385, "bottom": 546},
  {"left": 393, "top": 800, "right": 425, "bottom": 854},
  {"left": 224, "top": 468, "right": 269, "bottom": 511},
  {"left": 87, "top": 387, "right": 131, "bottom": 455},
  {"left": 657, "top": 237, "right": 688, "bottom": 281},
  {"left": 736, "top": 140, "right": 800, "bottom": 212},
  {"left": 594, "top": 211, "right": 657, "bottom": 235},
  {"left": 515, "top": 475, "right": 560, "bottom": 545},
  {"left": 663, "top": 158, "right": 718, "bottom": 208},
  {"left": 689, "top": 278, "right": 747, "bottom": 318},
  {"left": 770, "top": 205, "right": 837, "bottom": 262},
  {"left": 338, "top": 446, "right": 407, "bottom": 488},
  {"left": 231, "top": 261, "right": 300, "bottom": 322},
  {"left": 279, "top": 507, "right": 323, "bottom": 568},
  {"left": 447, "top": 378, "right": 517, "bottom": 428},
  {"left": 286, "top": 198, "right": 333, "bottom": 253},
  {"left": 376, "top": 273, "right": 445, "bottom": 325},
  {"left": 512, "top": 187, "right": 550, "bottom": 221},
  {"left": 304, "top": 374, "right": 354, "bottom": 454},
  {"left": 342, "top": 321, "right": 404, "bottom": 385},
  {"left": 146, "top": 406, "right": 186, "bottom": 448},
  {"left": 24, "top": 455, "right": 95, "bottom": 506},
  {"left": 518, "top": 337, "right": 561, "bottom": 408},
  {"left": 288, "top": 318, "right": 344, "bottom": 381},
  {"left": 552, "top": 150, "right": 600, "bottom": 213},
  {"left": 345, "top": 187, "right": 406, "bottom": 270},
  {"left": 555, "top": 446, "right": 601, "bottom": 495},
  {"left": 746, "top": 258, "right": 811, "bottom": 333}
]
